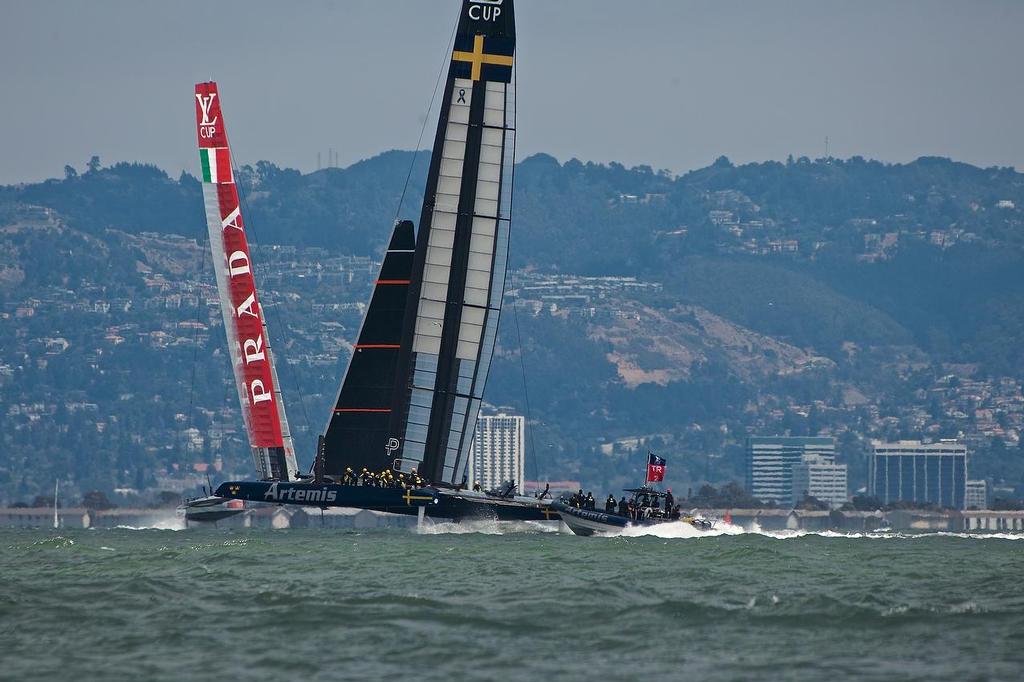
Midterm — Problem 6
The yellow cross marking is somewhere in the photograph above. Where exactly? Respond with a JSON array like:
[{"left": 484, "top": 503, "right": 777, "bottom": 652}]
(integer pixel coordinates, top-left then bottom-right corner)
[
  {"left": 403, "top": 489, "right": 435, "bottom": 506},
  {"left": 538, "top": 507, "right": 558, "bottom": 520},
  {"left": 452, "top": 34, "right": 513, "bottom": 81}
]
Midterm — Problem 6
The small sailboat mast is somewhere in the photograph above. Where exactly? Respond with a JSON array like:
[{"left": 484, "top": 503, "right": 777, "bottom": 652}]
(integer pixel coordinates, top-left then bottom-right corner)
[{"left": 53, "top": 480, "right": 59, "bottom": 529}]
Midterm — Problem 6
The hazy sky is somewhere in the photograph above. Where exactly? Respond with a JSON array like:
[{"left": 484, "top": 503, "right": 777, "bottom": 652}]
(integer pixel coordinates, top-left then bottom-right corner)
[{"left": 3, "top": 0, "right": 1022, "bottom": 184}]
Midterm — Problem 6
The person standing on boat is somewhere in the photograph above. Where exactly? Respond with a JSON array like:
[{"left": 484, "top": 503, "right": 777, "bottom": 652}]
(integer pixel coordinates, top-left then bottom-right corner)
[
  {"left": 605, "top": 494, "right": 616, "bottom": 512},
  {"left": 618, "top": 496, "right": 628, "bottom": 516},
  {"left": 665, "top": 489, "right": 675, "bottom": 512},
  {"left": 585, "top": 492, "right": 595, "bottom": 510}
]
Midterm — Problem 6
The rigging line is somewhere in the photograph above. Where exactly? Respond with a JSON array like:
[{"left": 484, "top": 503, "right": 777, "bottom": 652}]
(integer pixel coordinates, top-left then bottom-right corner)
[
  {"left": 505, "top": 61, "right": 540, "bottom": 485},
  {"left": 510, "top": 278, "right": 540, "bottom": 486},
  {"left": 185, "top": 230, "right": 209, "bottom": 450},
  {"left": 221, "top": 120, "right": 314, "bottom": 448},
  {"left": 393, "top": 10, "right": 459, "bottom": 222}
]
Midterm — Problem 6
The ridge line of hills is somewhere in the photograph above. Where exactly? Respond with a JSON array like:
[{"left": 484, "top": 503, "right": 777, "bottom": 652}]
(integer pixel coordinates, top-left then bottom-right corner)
[{"left": 1, "top": 151, "right": 1022, "bottom": 503}]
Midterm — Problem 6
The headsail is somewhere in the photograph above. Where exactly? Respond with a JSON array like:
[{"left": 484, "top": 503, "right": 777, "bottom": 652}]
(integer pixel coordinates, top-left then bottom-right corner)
[
  {"left": 388, "top": 0, "right": 517, "bottom": 485},
  {"left": 194, "top": 82, "right": 298, "bottom": 481},
  {"left": 322, "top": 221, "right": 416, "bottom": 475}
]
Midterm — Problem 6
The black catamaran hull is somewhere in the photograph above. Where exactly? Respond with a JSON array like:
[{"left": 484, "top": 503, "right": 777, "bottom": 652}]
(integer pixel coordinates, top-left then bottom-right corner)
[
  {"left": 431, "top": 489, "right": 557, "bottom": 522},
  {"left": 214, "top": 481, "right": 439, "bottom": 515},
  {"left": 210, "top": 481, "right": 555, "bottom": 522},
  {"left": 553, "top": 502, "right": 714, "bottom": 537}
]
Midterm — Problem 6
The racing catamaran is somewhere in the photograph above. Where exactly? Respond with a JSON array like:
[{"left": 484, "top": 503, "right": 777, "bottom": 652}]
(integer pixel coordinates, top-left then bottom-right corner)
[{"left": 185, "top": 0, "right": 550, "bottom": 521}]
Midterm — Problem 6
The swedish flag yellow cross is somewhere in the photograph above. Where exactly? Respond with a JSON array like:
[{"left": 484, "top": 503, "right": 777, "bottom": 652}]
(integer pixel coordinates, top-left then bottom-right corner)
[
  {"left": 403, "top": 489, "right": 434, "bottom": 506},
  {"left": 452, "top": 34, "right": 514, "bottom": 81}
]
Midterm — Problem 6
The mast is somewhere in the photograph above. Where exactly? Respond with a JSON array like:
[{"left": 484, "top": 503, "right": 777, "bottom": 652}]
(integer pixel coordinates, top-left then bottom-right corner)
[
  {"left": 194, "top": 82, "right": 299, "bottom": 482},
  {"left": 53, "top": 480, "right": 58, "bottom": 529},
  {"left": 387, "top": 0, "right": 517, "bottom": 485}
]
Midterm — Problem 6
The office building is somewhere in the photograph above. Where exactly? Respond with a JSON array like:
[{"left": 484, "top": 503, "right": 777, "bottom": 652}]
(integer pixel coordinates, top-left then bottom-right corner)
[
  {"left": 965, "top": 480, "right": 988, "bottom": 510},
  {"left": 468, "top": 413, "right": 525, "bottom": 492},
  {"left": 746, "top": 436, "right": 836, "bottom": 507},
  {"left": 792, "top": 455, "right": 849, "bottom": 509},
  {"left": 869, "top": 440, "right": 967, "bottom": 509}
]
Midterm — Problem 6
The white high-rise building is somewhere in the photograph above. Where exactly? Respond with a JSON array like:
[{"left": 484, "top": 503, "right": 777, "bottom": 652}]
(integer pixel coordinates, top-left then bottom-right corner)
[
  {"left": 792, "top": 454, "right": 849, "bottom": 509},
  {"left": 746, "top": 437, "right": 836, "bottom": 507},
  {"left": 469, "top": 413, "right": 525, "bottom": 492}
]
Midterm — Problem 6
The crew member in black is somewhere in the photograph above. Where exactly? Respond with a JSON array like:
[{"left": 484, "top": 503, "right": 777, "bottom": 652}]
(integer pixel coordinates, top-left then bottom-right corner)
[
  {"left": 584, "top": 492, "right": 595, "bottom": 510},
  {"left": 605, "top": 494, "right": 616, "bottom": 512},
  {"left": 665, "top": 488, "right": 675, "bottom": 512},
  {"left": 670, "top": 504, "right": 681, "bottom": 520},
  {"left": 618, "top": 496, "right": 628, "bottom": 516}
]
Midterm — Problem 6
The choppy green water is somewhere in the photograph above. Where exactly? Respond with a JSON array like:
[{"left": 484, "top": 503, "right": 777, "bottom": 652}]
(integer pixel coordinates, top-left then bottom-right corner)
[{"left": 2, "top": 524, "right": 1022, "bottom": 682}]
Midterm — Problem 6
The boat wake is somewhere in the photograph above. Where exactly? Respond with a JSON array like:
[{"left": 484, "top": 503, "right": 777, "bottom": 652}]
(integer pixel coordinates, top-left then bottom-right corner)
[
  {"left": 614, "top": 522, "right": 1024, "bottom": 541},
  {"left": 113, "top": 518, "right": 186, "bottom": 531},
  {"left": 416, "top": 518, "right": 561, "bottom": 535}
]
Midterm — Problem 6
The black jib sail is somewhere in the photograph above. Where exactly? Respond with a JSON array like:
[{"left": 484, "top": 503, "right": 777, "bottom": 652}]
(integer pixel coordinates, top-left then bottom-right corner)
[
  {"left": 386, "top": 0, "right": 517, "bottom": 485},
  {"left": 322, "top": 221, "right": 415, "bottom": 474}
]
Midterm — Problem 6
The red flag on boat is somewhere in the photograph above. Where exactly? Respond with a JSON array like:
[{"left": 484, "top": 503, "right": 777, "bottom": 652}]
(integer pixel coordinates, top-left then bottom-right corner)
[{"left": 646, "top": 453, "right": 666, "bottom": 483}]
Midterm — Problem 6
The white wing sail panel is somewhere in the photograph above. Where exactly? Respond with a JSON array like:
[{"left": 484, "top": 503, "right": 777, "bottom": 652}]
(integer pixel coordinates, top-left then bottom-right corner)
[{"left": 389, "top": 0, "right": 516, "bottom": 485}]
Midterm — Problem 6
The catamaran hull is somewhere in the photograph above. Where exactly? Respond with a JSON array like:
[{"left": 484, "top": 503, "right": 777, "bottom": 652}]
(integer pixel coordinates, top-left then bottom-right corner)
[
  {"left": 210, "top": 481, "right": 554, "bottom": 522},
  {"left": 214, "top": 481, "right": 439, "bottom": 515},
  {"left": 431, "top": 489, "right": 557, "bottom": 522}
]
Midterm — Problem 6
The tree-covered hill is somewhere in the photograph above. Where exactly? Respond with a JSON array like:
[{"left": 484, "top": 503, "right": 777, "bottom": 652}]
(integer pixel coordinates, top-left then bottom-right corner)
[{"left": 1, "top": 151, "right": 1023, "bottom": 502}]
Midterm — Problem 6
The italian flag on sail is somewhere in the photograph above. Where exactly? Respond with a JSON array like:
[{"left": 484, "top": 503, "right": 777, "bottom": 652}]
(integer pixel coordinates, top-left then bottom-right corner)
[{"left": 199, "top": 147, "right": 233, "bottom": 184}]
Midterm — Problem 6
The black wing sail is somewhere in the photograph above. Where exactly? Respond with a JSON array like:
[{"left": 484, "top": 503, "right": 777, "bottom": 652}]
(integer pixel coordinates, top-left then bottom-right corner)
[
  {"left": 322, "top": 220, "right": 415, "bottom": 474},
  {"left": 388, "top": 0, "right": 517, "bottom": 485}
]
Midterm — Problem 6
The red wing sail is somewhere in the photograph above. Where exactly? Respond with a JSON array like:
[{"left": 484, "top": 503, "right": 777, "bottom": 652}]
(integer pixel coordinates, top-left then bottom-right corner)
[{"left": 195, "top": 82, "right": 298, "bottom": 480}]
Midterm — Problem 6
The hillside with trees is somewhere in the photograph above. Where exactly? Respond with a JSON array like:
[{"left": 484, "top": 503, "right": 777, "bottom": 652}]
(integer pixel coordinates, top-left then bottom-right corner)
[{"left": 1, "top": 152, "right": 1022, "bottom": 503}]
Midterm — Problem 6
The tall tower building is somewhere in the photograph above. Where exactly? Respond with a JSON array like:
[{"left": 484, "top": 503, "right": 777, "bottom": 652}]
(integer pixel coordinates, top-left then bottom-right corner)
[
  {"left": 746, "top": 436, "right": 836, "bottom": 507},
  {"left": 869, "top": 440, "right": 967, "bottom": 509},
  {"left": 469, "top": 413, "right": 525, "bottom": 492}
]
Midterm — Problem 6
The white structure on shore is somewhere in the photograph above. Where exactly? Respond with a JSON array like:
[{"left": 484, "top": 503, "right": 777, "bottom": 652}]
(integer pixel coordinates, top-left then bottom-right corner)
[
  {"left": 869, "top": 439, "right": 968, "bottom": 509},
  {"left": 791, "top": 454, "right": 849, "bottom": 509},
  {"left": 965, "top": 480, "right": 988, "bottom": 510},
  {"left": 469, "top": 413, "right": 525, "bottom": 493},
  {"left": 746, "top": 437, "right": 837, "bottom": 507}
]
